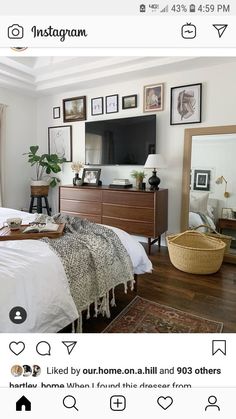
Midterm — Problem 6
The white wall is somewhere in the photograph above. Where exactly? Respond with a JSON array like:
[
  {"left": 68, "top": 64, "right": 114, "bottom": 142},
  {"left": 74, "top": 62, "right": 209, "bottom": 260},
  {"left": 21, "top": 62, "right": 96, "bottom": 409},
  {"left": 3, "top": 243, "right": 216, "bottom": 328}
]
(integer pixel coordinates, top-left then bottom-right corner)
[
  {"left": 35, "top": 59, "right": 236, "bottom": 233},
  {"left": 0, "top": 87, "right": 36, "bottom": 210}
]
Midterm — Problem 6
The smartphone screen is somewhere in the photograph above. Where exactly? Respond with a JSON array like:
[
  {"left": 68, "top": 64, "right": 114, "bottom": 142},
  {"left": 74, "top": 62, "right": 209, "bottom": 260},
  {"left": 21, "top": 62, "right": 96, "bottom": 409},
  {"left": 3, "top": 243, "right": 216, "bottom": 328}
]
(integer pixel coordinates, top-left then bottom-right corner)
[{"left": 0, "top": 1, "right": 235, "bottom": 417}]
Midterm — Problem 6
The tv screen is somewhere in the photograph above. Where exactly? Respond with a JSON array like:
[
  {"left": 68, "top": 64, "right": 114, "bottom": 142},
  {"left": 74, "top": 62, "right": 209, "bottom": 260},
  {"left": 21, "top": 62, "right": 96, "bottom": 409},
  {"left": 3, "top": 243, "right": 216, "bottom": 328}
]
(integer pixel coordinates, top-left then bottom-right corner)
[{"left": 85, "top": 114, "right": 156, "bottom": 165}]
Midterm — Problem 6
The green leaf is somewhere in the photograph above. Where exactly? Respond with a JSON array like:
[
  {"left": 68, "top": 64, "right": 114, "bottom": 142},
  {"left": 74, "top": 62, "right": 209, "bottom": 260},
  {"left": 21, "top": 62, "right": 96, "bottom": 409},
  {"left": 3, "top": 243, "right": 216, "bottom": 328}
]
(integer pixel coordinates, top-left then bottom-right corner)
[{"left": 30, "top": 145, "right": 39, "bottom": 154}]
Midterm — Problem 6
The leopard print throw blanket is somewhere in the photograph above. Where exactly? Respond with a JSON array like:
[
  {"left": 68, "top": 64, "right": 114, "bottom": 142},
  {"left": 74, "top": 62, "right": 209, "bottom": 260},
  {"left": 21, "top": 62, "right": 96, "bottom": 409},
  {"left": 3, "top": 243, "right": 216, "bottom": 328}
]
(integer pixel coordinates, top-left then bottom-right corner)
[{"left": 37, "top": 214, "right": 134, "bottom": 331}]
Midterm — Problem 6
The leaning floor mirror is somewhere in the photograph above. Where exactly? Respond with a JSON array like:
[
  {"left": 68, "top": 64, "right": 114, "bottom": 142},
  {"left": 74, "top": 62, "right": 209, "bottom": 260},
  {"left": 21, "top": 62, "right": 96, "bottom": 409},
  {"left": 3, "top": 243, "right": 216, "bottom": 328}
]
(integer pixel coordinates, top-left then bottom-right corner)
[{"left": 181, "top": 125, "right": 236, "bottom": 264}]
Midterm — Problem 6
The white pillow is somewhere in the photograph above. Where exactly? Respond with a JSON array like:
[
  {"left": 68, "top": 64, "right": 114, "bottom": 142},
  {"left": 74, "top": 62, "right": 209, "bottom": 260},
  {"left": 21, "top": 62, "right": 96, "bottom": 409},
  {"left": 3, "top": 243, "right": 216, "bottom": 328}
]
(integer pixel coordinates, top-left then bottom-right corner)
[{"left": 190, "top": 192, "right": 209, "bottom": 214}]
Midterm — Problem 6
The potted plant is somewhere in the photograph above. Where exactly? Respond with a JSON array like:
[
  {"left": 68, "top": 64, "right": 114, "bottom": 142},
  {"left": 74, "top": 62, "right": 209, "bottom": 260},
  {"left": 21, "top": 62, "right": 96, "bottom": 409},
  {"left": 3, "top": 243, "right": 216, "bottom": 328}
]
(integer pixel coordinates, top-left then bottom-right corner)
[
  {"left": 130, "top": 170, "right": 146, "bottom": 189},
  {"left": 24, "top": 145, "right": 66, "bottom": 196}
]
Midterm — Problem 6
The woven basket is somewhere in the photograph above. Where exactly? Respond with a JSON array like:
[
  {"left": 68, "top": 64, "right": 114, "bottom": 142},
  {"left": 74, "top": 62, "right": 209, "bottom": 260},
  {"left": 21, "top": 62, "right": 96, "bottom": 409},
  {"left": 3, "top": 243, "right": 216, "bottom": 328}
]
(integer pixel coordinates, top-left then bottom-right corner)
[
  {"left": 193, "top": 224, "right": 232, "bottom": 254},
  {"left": 166, "top": 230, "right": 226, "bottom": 275}
]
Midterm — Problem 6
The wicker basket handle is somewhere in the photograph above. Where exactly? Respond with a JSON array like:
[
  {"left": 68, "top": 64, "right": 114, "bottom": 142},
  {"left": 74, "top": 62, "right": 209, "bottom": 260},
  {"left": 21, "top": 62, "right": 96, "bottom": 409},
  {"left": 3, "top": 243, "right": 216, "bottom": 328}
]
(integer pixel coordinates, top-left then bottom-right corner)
[
  {"left": 170, "top": 229, "right": 207, "bottom": 243},
  {"left": 194, "top": 224, "right": 219, "bottom": 235}
]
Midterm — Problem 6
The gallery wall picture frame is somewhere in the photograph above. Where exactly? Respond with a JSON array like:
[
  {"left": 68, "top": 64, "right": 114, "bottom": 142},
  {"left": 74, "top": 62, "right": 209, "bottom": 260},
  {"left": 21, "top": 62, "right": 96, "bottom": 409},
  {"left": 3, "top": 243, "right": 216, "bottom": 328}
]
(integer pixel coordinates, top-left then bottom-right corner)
[
  {"left": 143, "top": 83, "right": 164, "bottom": 112},
  {"left": 91, "top": 97, "right": 103, "bottom": 116},
  {"left": 193, "top": 169, "right": 211, "bottom": 191},
  {"left": 81, "top": 168, "right": 101, "bottom": 186},
  {"left": 63, "top": 96, "right": 87, "bottom": 122},
  {"left": 122, "top": 94, "right": 137, "bottom": 109},
  {"left": 53, "top": 107, "right": 60, "bottom": 119},
  {"left": 170, "top": 83, "right": 202, "bottom": 125},
  {"left": 105, "top": 94, "right": 119, "bottom": 114},
  {"left": 48, "top": 125, "right": 72, "bottom": 162}
]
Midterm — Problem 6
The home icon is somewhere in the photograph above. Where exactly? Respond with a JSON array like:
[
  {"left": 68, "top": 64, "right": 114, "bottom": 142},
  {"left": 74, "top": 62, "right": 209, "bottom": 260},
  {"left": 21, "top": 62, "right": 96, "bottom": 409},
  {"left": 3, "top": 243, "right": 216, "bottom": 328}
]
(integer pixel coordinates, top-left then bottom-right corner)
[{"left": 16, "top": 396, "right": 31, "bottom": 411}]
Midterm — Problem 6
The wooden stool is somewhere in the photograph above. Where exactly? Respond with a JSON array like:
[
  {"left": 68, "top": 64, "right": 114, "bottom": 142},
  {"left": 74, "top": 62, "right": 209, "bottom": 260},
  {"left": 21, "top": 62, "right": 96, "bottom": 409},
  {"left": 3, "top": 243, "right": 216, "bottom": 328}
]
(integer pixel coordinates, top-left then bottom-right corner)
[
  {"left": 29, "top": 195, "right": 51, "bottom": 215},
  {"left": 29, "top": 184, "right": 51, "bottom": 215}
]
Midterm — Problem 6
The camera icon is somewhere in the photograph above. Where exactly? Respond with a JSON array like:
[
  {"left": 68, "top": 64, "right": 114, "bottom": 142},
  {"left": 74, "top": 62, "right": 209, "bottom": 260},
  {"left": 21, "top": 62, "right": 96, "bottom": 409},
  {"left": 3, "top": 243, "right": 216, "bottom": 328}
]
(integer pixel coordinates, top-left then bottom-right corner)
[{"left": 8, "top": 24, "right": 24, "bottom": 39}]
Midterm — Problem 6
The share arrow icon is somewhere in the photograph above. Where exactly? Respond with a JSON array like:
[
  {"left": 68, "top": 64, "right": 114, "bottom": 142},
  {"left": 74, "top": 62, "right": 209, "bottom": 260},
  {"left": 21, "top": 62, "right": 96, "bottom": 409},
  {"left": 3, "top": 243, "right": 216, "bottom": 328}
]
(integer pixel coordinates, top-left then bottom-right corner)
[
  {"left": 213, "top": 24, "right": 228, "bottom": 38},
  {"left": 62, "top": 341, "right": 77, "bottom": 355}
]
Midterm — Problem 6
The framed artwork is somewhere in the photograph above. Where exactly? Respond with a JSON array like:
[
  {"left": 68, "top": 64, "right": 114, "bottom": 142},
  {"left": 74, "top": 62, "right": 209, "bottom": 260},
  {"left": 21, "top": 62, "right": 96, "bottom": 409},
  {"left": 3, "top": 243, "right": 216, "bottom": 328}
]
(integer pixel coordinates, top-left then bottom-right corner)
[
  {"left": 122, "top": 94, "right": 137, "bottom": 109},
  {"left": 53, "top": 107, "right": 60, "bottom": 119},
  {"left": 105, "top": 94, "right": 119, "bottom": 114},
  {"left": 170, "top": 83, "right": 202, "bottom": 125},
  {"left": 91, "top": 97, "right": 103, "bottom": 116},
  {"left": 221, "top": 208, "right": 233, "bottom": 219},
  {"left": 193, "top": 169, "right": 211, "bottom": 191},
  {"left": 81, "top": 168, "right": 101, "bottom": 186},
  {"left": 63, "top": 96, "right": 86, "bottom": 122},
  {"left": 143, "top": 83, "right": 164, "bottom": 112},
  {"left": 48, "top": 125, "right": 72, "bottom": 162}
]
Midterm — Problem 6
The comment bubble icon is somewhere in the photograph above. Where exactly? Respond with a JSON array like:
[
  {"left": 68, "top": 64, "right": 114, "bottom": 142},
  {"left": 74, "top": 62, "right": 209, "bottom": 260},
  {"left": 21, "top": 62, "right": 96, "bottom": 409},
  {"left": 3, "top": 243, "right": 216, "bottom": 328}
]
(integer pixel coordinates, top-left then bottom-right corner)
[{"left": 36, "top": 341, "right": 51, "bottom": 356}]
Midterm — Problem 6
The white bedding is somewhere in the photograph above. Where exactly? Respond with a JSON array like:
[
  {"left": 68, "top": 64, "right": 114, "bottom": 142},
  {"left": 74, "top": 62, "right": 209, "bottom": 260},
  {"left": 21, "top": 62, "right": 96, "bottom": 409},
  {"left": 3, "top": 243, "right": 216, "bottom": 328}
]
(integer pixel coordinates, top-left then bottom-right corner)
[
  {"left": 0, "top": 208, "right": 152, "bottom": 332},
  {"left": 189, "top": 211, "right": 216, "bottom": 231}
]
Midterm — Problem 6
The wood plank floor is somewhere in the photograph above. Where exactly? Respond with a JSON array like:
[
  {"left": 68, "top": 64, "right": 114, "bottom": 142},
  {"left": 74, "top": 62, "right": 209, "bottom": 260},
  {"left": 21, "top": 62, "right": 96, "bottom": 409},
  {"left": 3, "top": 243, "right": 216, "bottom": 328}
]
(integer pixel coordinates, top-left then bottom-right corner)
[{"left": 83, "top": 245, "right": 236, "bottom": 333}]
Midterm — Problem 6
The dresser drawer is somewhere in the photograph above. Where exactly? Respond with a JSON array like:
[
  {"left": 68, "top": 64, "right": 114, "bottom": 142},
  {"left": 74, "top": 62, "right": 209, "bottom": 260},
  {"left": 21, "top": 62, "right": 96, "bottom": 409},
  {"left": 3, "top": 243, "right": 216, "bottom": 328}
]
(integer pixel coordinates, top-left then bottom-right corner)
[
  {"left": 60, "top": 187, "right": 102, "bottom": 202},
  {"left": 60, "top": 199, "right": 101, "bottom": 215},
  {"left": 102, "top": 216, "right": 154, "bottom": 236},
  {"left": 102, "top": 190, "right": 154, "bottom": 207},
  {"left": 61, "top": 210, "right": 101, "bottom": 224},
  {"left": 103, "top": 204, "right": 153, "bottom": 222}
]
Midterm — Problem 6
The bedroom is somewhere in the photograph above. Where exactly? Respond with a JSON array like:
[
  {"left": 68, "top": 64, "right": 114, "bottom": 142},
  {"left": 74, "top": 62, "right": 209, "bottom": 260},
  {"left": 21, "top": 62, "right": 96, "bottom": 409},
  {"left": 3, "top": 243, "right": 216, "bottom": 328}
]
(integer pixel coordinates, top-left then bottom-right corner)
[{"left": 0, "top": 56, "right": 236, "bottom": 333}]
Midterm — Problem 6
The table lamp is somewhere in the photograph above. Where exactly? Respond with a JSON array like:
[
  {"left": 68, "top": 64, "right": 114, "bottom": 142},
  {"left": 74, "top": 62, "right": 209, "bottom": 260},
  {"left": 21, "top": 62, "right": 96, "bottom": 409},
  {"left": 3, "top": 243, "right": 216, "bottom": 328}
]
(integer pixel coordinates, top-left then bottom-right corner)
[{"left": 144, "top": 154, "right": 166, "bottom": 190}]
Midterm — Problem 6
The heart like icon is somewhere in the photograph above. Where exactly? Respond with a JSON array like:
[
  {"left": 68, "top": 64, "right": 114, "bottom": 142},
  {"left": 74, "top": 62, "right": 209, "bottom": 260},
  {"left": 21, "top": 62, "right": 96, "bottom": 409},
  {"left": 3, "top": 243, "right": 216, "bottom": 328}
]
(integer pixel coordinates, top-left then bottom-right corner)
[
  {"left": 157, "top": 396, "right": 173, "bottom": 410},
  {"left": 9, "top": 341, "right": 25, "bottom": 355}
]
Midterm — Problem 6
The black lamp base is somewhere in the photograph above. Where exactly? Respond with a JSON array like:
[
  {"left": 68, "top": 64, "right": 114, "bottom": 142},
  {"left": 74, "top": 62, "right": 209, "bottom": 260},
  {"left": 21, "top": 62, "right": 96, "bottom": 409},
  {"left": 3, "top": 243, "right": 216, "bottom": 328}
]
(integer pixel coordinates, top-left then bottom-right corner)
[{"left": 148, "top": 170, "right": 160, "bottom": 191}]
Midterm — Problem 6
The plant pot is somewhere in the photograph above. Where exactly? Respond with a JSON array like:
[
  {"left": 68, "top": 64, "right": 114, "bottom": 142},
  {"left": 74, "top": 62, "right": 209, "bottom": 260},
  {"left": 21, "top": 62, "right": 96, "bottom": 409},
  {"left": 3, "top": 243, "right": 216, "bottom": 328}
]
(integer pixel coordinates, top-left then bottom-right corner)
[{"left": 30, "top": 180, "right": 49, "bottom": 197}]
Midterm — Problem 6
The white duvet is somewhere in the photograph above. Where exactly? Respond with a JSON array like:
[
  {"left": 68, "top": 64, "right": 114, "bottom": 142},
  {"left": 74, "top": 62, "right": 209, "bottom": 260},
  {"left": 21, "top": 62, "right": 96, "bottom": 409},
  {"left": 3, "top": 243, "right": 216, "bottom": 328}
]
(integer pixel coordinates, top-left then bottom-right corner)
[{"left": 0, "top": 208, "right": 152, "bottom": 332}]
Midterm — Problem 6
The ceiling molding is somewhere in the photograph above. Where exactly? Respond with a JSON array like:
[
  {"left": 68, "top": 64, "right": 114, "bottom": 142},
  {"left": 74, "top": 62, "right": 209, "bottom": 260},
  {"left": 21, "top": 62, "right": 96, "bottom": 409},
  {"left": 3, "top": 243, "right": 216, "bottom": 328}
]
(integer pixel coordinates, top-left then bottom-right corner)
[{"left": 0, "top": 56, "right": 235, "bottom": 96}]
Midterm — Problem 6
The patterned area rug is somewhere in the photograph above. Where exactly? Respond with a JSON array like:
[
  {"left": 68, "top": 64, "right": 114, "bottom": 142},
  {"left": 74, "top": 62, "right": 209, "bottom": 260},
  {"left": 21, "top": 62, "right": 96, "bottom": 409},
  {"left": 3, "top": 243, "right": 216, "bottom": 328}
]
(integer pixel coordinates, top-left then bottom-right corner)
[{"left": 103, "top": 296, "right": 223, "bottom": 333}]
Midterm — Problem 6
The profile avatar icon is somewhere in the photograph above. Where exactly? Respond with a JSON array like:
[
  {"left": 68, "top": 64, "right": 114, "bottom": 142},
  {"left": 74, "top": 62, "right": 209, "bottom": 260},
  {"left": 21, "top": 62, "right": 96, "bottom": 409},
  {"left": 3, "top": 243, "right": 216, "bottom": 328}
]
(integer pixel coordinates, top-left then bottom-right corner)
[
  {"left": 11, "top": 365, "right": 23, "bottom": 377},
  {"left": 32, "top": 365, "right": 41, "bottom": 377},
  {"left": 9, "top": 306, "right": 27, "bottom": 324},
  {"left": 23, "top": 365, "right": 32, "bottom": 377},
  {"left": 205, "top": 395, "right": 220, "bottom": 411},
  {"left": 14, "top": 311, "right": 22, "bottom": 320}
]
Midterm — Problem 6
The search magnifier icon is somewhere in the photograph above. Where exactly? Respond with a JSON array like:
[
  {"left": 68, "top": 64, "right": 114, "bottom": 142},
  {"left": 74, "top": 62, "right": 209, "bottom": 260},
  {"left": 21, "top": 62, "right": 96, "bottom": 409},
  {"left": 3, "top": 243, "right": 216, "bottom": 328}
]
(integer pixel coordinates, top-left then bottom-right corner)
[{"left": 63, "top": 395, "right": 78, "bottom": 411}]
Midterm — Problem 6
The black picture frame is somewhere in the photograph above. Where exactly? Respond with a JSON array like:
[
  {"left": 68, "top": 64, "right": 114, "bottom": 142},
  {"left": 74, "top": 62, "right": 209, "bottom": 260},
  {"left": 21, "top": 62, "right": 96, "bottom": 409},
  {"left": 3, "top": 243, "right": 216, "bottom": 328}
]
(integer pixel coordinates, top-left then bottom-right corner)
[
  {"left": 105, "top": 94, "right": 119, "bottom": 114},
  {"left": 170, "top": 83, "right": 202, "bottom": 125},
  {"left": 81, "top": 168, "right": 101, "bottom": 186},
  {"left": 122, "top": 94, "right": 137, "bottom": 109},
  {"left": 48, "top": 125, "right": 72, "bottom": 162},
  {"left": 91, "top": 97, "right": 103, "bottom": 116},
  {"left": 53, "top": 107, "right": 60, "bottom": 119},
  {"left": 193, "top": 169, "right": 211, "bottom": 191},
  {"left": 63, "top": 96, "right": 86, "bottom": 122}
]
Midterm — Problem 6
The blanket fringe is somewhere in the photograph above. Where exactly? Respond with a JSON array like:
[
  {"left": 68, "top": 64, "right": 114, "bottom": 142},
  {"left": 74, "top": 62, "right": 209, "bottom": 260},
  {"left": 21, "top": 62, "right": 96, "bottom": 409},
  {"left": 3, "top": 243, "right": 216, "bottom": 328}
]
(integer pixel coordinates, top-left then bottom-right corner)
[
  {"left": 75, "top": 279, "right": 135, "bottom": 332},
  {"left": 111, "top": 288, "right": 116, "bottom": 307}
]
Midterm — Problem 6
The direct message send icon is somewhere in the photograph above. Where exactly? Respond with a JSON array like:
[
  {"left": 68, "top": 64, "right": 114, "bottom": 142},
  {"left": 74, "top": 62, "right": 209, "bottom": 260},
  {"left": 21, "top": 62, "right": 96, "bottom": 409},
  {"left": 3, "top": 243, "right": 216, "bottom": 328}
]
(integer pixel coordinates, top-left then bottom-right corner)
[{"left": 62, "top": 341, "right": 77, "bottom": 355}]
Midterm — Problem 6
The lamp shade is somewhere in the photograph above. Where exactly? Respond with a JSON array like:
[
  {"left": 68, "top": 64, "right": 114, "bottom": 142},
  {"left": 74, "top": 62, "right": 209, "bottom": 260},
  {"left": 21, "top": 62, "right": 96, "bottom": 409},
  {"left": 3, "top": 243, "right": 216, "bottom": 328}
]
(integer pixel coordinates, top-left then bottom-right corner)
[{"left": 144, "top": 154, "right": 166, "bottom": 169}]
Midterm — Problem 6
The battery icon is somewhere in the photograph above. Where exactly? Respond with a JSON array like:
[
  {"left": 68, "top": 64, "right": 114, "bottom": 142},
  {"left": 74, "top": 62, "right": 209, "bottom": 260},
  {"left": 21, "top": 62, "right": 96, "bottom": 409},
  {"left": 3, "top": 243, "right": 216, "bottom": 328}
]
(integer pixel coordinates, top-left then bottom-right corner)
[{"left": 189, "top": 4, "right": 196, "bottom": 12}]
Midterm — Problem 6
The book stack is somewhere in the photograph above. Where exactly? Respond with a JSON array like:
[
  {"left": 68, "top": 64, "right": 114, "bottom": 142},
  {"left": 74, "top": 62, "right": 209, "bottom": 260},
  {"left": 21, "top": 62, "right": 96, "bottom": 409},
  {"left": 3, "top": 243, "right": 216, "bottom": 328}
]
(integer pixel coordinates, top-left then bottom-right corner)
[{"left": 109, "top": 179, "right": 133, "bottom": 188}]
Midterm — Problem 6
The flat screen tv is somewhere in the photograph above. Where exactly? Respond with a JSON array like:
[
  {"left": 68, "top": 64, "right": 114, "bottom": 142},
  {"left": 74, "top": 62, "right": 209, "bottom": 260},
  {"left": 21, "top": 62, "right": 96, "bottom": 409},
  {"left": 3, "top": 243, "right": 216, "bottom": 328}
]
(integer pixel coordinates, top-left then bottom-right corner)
[{"left": 85, "top": 114, "right": 156, "bottom": 165}]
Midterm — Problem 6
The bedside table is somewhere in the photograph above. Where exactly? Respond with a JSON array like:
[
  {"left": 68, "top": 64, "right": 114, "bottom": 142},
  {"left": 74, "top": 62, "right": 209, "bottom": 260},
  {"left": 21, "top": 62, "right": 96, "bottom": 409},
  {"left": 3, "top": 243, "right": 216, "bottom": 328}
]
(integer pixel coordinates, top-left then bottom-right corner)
[{"left": 217, "top": 218, "right": 236, "bottom": 233}]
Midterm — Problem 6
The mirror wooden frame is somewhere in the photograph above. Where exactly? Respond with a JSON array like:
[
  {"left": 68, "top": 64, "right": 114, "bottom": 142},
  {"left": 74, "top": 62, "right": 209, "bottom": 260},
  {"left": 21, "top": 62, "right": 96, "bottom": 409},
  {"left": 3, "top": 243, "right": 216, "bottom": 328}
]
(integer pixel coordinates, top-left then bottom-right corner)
[{"left": 181, "top": 124, "right": 236, "bottom": 264}]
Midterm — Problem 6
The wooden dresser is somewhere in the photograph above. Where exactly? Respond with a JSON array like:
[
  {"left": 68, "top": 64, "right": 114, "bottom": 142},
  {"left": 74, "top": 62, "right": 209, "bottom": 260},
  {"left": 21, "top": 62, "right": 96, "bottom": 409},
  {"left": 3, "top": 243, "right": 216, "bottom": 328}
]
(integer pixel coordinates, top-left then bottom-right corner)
[{"left": 59, "top": 185, "right": 168, "bottom": 254}]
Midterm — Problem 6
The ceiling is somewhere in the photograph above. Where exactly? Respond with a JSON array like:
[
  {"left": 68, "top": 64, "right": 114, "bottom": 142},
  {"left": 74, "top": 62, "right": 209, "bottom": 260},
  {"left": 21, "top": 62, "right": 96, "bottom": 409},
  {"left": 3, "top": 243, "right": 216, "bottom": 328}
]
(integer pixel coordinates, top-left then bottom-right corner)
[{"left": 0, "top": 56, "right": 235, "bottom": 96}]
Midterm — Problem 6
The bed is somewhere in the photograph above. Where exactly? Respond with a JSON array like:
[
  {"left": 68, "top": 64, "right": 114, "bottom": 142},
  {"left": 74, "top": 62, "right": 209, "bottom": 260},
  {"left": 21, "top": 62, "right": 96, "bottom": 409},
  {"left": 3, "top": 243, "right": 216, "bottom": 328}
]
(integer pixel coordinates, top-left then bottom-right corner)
[
  {"left": 0, "top": 207, "right": 152, "bottom": 333},
  {"left": 189, "top": 192, "right": 219, "bottom": 231}
]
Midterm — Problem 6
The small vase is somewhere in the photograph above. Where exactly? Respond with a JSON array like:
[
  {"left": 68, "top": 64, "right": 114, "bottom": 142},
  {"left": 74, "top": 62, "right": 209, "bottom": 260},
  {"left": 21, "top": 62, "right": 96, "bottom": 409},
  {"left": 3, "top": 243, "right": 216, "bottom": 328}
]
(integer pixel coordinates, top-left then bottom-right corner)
[
  {"left": 73, "top": 173, "right": 81, "bottom": 186},
  {"left": 136, "top": 179, "right": 143, "bottom": 190}
]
